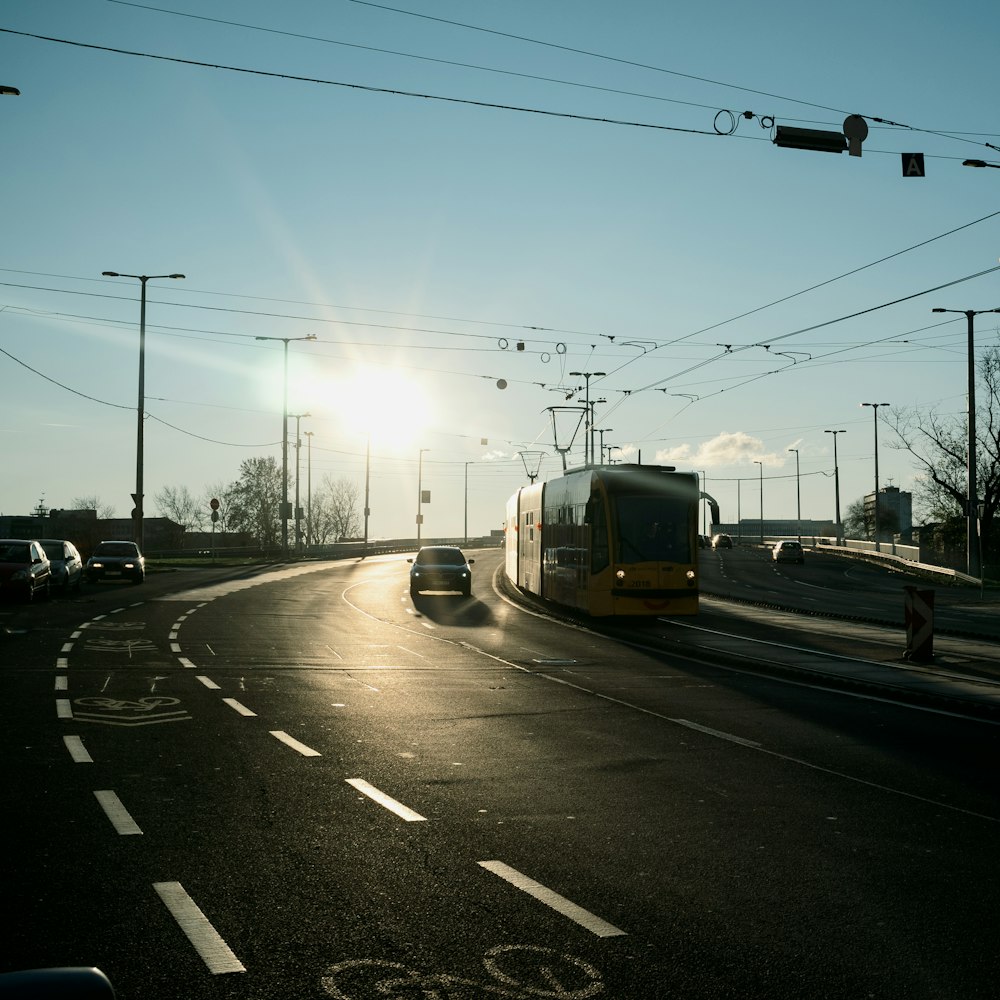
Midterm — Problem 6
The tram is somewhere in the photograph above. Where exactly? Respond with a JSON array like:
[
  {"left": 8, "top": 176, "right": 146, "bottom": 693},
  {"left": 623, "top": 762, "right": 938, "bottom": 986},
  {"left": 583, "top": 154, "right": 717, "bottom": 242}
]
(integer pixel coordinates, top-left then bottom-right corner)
[{"left": 505, "top": 464, "right": 704, "bottom": 617}]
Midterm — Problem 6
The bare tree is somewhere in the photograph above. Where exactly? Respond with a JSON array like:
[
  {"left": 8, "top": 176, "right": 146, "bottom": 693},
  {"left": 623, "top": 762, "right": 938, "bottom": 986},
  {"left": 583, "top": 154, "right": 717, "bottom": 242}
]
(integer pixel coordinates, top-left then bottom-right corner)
[
  {"left": 310, "top": 475, "right": 361, "bottom": 544},
  {"left": 71, "top": 495, "right": 116, "bottom": 519},
  {"left": 154, "top": 486, "right": 206, "bottom": 531},
  {"left": 886, "top": 342, "right": 1000, "bottom": 565}
]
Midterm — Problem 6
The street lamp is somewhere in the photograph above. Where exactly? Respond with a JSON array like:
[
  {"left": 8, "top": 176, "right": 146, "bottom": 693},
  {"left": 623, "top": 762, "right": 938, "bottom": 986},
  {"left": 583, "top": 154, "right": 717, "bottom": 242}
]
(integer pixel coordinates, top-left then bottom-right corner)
[
  {"left": 932, "top": 308, "right": 1000, "bottom": 578},
  {"left": 254, "top": 334, "right": 317, "bottom": 557},
  {"left": 963, "top": 159, "right": 1000, "bottom": 170},
  {"left": 787, "top": 448, "right": 801, "bottom": 544},
  {"left": 569, "top": 371, "right": 605, "bottom": 465},
  {"left": 416, "top": 448, "right": 429, "bottom": 542},
  {"left": 595, "top": 429, "right": 613, "bottom": 464},
  {"left": 753, "top": 460, "right": 764, "bottom": 545},
  {"left": 363, "top": 432, "right": 371, "bottom": 558},
  {"left": 824, "top": 430, "right": 846, "bottom": 545},
  {"left": 1, "top": 85, "right": 20, "bottom": 96},
  {"left": 290, "top": 412, "right": 310, "bottom": 553},
  {"left": 861, "top": 403, "right": 890, "bottom": 551},
  {"left": 101, "top": 270, "right": 185, "bottom": 551},
  {"left": 303, "top": 430, "right": 314, "bottom": 548}
]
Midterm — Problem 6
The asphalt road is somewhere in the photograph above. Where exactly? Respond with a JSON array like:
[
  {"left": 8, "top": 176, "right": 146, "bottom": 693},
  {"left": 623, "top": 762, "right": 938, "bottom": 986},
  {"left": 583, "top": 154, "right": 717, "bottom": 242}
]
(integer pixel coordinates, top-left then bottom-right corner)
[{"left": 3, "top": 551, "right": 999, "bottom": 999}]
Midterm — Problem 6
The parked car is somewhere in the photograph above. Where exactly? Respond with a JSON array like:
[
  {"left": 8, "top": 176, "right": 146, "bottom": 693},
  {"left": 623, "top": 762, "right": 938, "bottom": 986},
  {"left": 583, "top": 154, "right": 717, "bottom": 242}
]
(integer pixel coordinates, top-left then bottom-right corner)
[
  {"left": 711, "top": 533, "right": 733, "bottom": 549},
  {"left": 85, "top": 540, "right": 145, "bottom": 584},
  {"left": 38, "top": 538, "right": 83, "bottom": 592},
  {"left": 0, "top": 539, "right": 52, "bottom": 601},
  {"left": 407, "top": 545, "right": 474, "bottom": 597},
  {"left": 772, "top": 539, "right": 805, "bottom": 564}
]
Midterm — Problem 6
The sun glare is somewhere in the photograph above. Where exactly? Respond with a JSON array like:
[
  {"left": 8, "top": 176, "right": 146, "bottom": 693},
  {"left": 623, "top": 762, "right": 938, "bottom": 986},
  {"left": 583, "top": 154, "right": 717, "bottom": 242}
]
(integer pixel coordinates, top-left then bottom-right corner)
[{"left": 328, "top": 365, "right": 433, "bottom": 447}]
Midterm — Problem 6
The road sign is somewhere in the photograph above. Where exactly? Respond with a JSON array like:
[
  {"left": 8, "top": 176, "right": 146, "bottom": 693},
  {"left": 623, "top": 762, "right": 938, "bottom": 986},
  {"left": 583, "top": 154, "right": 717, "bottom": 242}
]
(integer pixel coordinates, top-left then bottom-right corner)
[
  {"left": 901, "top": 153, "right": 925, "bottom": 177},
  {"left": 210, "top": 497, "right": 220, "bottom": 510}
]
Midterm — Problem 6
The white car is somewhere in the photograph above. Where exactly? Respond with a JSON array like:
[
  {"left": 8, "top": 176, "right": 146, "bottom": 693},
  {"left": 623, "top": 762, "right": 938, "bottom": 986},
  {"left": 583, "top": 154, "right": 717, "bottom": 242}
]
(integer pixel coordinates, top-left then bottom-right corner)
[
  {"left": 38, "top": 539, "right": 84, "bottom": 592},
  {"left": 772, "top": 540, "right": 804, "bottom": 564}
]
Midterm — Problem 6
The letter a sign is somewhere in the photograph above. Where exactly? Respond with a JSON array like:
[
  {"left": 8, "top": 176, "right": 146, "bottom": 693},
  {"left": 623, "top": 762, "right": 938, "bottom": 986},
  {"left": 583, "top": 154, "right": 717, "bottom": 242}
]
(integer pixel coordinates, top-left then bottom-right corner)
[{"left": 901, "top": 152, "right": 925, "bottom": 177}]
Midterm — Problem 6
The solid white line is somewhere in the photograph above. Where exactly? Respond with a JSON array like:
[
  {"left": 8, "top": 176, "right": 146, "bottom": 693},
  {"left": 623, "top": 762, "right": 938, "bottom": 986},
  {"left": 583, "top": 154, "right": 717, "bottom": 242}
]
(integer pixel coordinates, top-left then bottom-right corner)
[
  {"left": 668, "top": 718, "right": 762, "bottom": 748},
  {"left": 196, "top": 675, "right": 221, "bottom": 690},
  {"left": 153, "top": 882, "right": 246, "bottom": 975},
  {"left": 222, "top": 698, "right": 257, "bottom": 717},
  {"left": 346, "top": 778, "right": 427, "bottom": 822},
  {"left": 270, "top": 731, "right": 322, "bottom": 757},
  {"left": 478, "top": 861, "right": 626, "bottom": 938},
  {"left": 56, "top": 699, "right": 72, "bottom": 719},
  {"left": 94, "top": 790, "right": 142, "bottom": 835},
  {"left": 63, "top": 736, "right": 92, "bottom": 763}
]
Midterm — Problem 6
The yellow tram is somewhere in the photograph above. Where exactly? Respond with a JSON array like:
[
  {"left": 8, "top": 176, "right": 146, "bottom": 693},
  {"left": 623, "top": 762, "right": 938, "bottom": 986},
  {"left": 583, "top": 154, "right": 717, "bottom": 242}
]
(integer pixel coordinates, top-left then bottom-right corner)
[{"left": 505, "top": 464, "right": 700, "bottom": 617}]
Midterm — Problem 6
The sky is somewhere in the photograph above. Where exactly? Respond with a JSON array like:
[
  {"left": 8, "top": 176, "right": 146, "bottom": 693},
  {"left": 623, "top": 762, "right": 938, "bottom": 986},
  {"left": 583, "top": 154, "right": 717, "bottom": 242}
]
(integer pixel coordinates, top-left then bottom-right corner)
[{"left": 2, "top": 0, "right": 999, "bottom": 540}]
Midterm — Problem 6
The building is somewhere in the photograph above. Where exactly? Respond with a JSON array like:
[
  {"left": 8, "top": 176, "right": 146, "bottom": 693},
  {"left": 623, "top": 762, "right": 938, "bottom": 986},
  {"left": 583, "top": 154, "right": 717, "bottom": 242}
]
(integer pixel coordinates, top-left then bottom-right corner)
[{"left": 864, "top": 486, "right": 912, "bottom": 541}]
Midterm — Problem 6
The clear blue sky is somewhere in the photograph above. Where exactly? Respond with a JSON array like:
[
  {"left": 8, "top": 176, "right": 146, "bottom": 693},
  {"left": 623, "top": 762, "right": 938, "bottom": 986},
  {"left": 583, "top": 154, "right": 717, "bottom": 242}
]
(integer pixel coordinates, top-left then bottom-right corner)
[{"left": 2, "top": 0, "right": 999, "bottom": 538}]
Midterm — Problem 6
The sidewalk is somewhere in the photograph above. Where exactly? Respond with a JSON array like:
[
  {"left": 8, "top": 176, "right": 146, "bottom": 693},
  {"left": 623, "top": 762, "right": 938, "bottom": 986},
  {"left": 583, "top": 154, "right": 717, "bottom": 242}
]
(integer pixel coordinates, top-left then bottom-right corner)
[{"left": 686, "top": 597, "right": 1000, "bottom": 720}]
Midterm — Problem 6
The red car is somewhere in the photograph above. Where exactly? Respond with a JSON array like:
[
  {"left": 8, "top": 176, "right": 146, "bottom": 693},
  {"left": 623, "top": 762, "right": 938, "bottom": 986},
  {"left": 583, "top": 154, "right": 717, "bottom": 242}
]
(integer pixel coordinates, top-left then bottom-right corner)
[{"left": 0, "top": 539, "right": 52, "bottom": 601}]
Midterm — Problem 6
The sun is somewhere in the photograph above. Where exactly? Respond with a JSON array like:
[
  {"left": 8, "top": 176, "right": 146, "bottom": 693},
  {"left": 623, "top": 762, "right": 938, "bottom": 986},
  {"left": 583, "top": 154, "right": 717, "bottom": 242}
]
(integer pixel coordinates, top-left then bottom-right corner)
[{"left": 327, "top": 364, "right": 434, "bottom": 447}]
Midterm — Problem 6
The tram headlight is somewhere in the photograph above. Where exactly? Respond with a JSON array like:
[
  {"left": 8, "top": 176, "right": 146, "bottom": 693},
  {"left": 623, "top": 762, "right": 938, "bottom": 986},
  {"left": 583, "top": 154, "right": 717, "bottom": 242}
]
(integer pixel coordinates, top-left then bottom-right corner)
[
  {"left": 686, "top": 569, "right": 696, "bottom": 586},
  {"left": 616, "top": 569, "right": 625, "bottom": 581}
]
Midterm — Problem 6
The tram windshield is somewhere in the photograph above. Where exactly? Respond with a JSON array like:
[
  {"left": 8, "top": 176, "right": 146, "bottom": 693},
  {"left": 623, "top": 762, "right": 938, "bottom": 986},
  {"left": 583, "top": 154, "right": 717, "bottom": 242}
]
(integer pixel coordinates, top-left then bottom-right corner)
[{"left": 614, "top": 495, "right": 691, "bottom": 563}]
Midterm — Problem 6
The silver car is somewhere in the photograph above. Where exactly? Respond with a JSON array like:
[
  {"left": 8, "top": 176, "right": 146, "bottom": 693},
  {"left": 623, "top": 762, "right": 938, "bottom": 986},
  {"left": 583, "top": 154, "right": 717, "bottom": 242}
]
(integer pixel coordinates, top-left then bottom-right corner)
[{"left": 38, "top": 539, "right": 84, "bottom": 592}]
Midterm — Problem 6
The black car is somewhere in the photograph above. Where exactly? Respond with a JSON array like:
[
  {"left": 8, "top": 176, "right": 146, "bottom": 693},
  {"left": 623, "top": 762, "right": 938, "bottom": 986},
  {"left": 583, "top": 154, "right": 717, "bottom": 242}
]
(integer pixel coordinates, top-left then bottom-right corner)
[
  {"left": 711, "top": 533, "right": 733, "bottom": 549},
  {"left": 408, "top": 545, "right": 474, "bottom": 597},
  {"left": 86, "top": 540, "right": 146, "bottom": 584}
]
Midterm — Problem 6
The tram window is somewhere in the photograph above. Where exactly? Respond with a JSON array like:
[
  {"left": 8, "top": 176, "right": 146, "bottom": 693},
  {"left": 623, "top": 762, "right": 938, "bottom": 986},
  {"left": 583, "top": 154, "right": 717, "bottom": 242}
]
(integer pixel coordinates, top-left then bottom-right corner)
[
  {"left": 587, "top": 496, "right": 609, "bottom": 572},
  {"left": 616, "top": 496, "right": 690, "bottom": 563}
]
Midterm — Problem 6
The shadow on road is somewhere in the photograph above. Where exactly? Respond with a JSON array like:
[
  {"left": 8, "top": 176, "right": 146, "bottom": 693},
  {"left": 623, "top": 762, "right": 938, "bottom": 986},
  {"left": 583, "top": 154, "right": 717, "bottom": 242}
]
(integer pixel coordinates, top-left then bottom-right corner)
[{"left": 410, "top": 592, "right": 495, "bottom": 626}]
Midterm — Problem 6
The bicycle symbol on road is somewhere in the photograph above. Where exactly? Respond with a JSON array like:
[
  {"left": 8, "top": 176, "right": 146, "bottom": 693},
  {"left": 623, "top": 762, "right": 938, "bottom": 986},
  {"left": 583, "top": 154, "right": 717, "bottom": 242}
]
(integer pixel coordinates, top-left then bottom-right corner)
[
  {"left": 321, "top": 944, "right": 605, "bottom": 999},
  {"left": 75, "top": 696, "right": 181, "bottom": 713}
]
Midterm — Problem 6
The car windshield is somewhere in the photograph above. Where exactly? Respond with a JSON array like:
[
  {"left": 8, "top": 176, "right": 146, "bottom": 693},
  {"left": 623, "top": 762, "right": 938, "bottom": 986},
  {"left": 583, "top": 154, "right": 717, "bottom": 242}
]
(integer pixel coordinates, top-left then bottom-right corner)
[
  {"left": 0, "top": 542, "right": 31, "bottom": 562},
  {"left": 95, "top": 543, "right": 139, "bottom": 557},
  {"left": 40, "top": 542, "right": 65, "bottom": 559},
  {"left": 415, "top": 548, "right": 464, "bottom": 566}
]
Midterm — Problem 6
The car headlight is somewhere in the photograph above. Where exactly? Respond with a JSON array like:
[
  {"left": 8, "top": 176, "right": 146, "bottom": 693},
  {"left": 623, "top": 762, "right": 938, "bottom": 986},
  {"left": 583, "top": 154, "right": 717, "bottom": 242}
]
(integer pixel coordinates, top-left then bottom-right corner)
[{"left": 91, "top": 561, "right": 103, "bottom": 569}]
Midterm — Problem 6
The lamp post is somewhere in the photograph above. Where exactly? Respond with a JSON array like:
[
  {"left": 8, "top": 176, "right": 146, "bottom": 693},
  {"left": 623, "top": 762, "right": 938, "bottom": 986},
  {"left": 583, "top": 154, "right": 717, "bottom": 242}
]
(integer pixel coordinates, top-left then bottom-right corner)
[
  {"left": 303, "top": 430, "right": 314, "bottom": 548},
  {"left": 101, "top": 270, "right": 185, "bottom": 551},
  {"left": 1, "top": 85, "right": 20, "bottom": 96},
  {"left": 595, "top": 428, "right": 613, "bottom": 465},
  {"left": 254, "top": 334, "right": 317, "bottom": 558},
  {"left": 363, "top": 432, "right": 371, "bottom": 558},
  {"left": 824, "top": 430, "right": 846, "bottom": 545},
  {"left": 416, "top": 448, "right": 429, "bottom": 542},
  {"left": 861, "top": 402, "right": 890, "bottom": 551},
  {"left": 787, "top": 448, "right": 801, "bottom": 544},
  {"left": 569, "top": 371, "right": 605, "bottom": 465},
  {"left": 753, "top": 460, "right": 764, "bottom": 545},
  {"left": 931, "top": 307, "right": 1000, "bottom": 578},
  {"left": 290, "top": 412, "right": 310, "bottom": 553},
  {"left": 464, "top": 461, "right": 474, "bottom": 545}
]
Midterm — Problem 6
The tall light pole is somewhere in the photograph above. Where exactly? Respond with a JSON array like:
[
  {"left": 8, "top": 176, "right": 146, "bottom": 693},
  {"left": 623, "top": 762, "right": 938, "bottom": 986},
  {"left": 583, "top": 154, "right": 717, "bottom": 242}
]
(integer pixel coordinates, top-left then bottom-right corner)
[
  {"left": 595, "top": 428, "right": 613, "bottom": 465},
  {"left": 787, "top": 448, "right": 801, "bottom": 543},
  {"left": 824, "top": 430, "right": 846, "bottom": 545},
  {"left": 416, "top": 448, "right": 429, "bottom": 542},
  {"left": 363, "top": 432, "right": 371, "bottom": 557},
  {"left": 290, "top": 412, "right": 310, "bottom": 553},
  {"left": 569, "top": 371, "right": 605, "bottom": 465},
  {"left": 861, "top": 402, "right": 890, "bottom": 551},
  {"left": 254, "top": 334, "right": 317, "bottom": 557},
  {"left": 303, "top": 430, "right": 314, "bottom": 548},
  {"left": 101, "top": 270, "right": 185, "bottom": 551},
  {"left": 932, "top": 307, "right": 1000, "bottom": 578},
  {"left": 753, "top": 460, "right": 764, "bottom": 545},
  {"left": 464, "top": 461, "right": 473, "bottom": 545}
]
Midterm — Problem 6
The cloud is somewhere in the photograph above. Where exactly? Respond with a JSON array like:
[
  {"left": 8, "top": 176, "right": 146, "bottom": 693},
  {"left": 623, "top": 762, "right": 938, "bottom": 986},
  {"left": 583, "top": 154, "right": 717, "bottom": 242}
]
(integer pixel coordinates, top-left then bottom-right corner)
[{"left": 655, "top": 431, "right": 787, "bottom": 468}]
